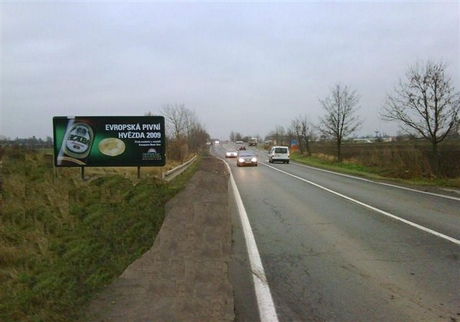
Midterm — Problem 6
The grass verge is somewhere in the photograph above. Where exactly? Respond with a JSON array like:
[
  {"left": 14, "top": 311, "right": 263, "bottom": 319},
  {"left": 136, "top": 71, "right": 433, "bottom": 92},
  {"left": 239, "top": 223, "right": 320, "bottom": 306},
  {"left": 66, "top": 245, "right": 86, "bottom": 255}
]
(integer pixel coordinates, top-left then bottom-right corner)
[
  {"left": 290, "top": 152, "right": 460, "bottom": 189},
  {"left": 0, "top": 147, "right": 199, "bottom": 322}
]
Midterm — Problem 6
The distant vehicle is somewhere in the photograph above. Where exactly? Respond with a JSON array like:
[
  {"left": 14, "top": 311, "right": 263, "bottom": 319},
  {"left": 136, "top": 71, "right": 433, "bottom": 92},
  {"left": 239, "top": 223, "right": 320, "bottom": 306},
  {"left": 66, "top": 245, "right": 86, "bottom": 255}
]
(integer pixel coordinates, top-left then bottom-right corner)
[
  {"left": 268, "top": 146, "right": 290, "bottom": 164},
  {"left": 237, "top": 150, "right": 258, "bottom": 167},
  {"left": 225, "top": 149, "right": 238, "bottom": 158},
  {"left": 238, "top": 146, "right": 246, "bottom": 151},
  {"left": 205, "top": 141, "right": 211, "bottom": 146},
  {"left": 235, "top": 140, "right": 244, "bottom": 145},
  {"left": 248, "top": 137, "right": 258, "bottom": 146}
]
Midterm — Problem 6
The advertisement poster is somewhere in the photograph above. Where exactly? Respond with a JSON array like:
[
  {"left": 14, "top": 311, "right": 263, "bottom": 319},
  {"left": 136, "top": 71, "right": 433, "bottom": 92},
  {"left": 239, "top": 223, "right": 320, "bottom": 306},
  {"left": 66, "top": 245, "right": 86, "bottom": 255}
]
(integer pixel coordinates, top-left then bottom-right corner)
[{"left": 53, "top": 116, "right": 165, "bottom": 167}]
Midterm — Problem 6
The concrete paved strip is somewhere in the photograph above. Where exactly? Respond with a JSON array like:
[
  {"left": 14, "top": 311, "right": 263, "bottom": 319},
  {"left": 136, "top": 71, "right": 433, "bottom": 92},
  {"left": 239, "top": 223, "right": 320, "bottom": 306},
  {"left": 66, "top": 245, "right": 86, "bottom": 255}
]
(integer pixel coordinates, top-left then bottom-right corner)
[{"left": 82, "top": 153, "right": 234, "bottom": 322}]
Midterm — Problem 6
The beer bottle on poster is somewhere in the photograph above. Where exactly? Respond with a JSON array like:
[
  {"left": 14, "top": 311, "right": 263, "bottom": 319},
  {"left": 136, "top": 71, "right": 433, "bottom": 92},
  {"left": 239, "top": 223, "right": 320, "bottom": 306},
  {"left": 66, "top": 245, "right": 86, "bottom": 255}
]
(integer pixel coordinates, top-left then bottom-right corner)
[{"left": 57, "top": 118, "right": 98, "bottom": 166}]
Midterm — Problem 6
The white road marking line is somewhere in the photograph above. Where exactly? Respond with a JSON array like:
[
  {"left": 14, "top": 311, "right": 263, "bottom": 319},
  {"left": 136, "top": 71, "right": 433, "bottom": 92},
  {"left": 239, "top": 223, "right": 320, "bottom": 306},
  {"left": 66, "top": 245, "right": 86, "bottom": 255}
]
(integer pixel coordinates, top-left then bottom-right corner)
[
  {"left": 262, "top": 163, "right": 460, "bottom": 246},
  {"left": 290, "top": 161, "right": 460, "bottom": 202},
  {"left": 220, "top": 156, "right": 279, "bottom": 322}
]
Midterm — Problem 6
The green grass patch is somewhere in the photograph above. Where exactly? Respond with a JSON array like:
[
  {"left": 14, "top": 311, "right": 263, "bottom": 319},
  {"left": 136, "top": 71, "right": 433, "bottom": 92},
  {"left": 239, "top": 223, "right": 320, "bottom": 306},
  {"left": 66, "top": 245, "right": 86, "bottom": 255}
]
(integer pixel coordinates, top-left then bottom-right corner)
[
  {"left": 0, "top": 147, "right": 198, "bottom": 322},
  {"left": 290, "top": 151, "right": 460, "bottom": 188},
  {"left": 290, "top": 152, "right": 382, "bottom": 177}
]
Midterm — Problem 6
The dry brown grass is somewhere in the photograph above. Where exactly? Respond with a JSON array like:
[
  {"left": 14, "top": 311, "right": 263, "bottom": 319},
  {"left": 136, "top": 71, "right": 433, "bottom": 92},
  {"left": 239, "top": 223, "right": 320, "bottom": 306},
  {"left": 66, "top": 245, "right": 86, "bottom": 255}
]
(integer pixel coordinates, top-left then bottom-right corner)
[{"left": 308, "top": 140, "right": 460, "bottom": 179}]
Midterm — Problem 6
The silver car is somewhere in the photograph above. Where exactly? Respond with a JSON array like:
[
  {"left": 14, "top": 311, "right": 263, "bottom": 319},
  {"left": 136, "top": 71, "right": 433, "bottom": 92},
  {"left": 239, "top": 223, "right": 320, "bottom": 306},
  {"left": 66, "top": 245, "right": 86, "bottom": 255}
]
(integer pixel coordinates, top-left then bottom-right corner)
[{"left": 237, "top": 150, "right": 258, "bottom": 167}]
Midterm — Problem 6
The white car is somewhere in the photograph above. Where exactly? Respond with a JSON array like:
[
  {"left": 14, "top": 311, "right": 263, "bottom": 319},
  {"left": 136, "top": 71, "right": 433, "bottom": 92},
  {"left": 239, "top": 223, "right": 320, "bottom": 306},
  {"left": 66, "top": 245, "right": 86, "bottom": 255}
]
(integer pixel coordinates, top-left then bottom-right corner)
[
  {"left": 225, "top": 149, "right": 238, "bottom": 158},
  {"left": 268, "top": 146, "right": 290, "bottom": 164}
]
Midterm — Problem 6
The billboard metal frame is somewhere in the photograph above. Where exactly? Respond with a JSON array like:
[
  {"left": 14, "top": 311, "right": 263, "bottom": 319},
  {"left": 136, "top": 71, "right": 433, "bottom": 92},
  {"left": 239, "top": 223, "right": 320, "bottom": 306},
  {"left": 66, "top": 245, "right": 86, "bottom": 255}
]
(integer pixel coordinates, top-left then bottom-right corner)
[{"left": 53, "top": 116, "right": 166, "bottom": 171}]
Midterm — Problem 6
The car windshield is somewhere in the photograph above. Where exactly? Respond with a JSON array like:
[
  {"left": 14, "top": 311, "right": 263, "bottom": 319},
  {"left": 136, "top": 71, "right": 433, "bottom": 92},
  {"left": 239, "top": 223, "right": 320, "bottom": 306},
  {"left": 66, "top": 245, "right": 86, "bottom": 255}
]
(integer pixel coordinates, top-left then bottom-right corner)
[
  {"left": 275, "top": 148, "right": 287, "bottom": 153},
  {"left": 239, "top": 151, "right": 255, "bottom": 156}
]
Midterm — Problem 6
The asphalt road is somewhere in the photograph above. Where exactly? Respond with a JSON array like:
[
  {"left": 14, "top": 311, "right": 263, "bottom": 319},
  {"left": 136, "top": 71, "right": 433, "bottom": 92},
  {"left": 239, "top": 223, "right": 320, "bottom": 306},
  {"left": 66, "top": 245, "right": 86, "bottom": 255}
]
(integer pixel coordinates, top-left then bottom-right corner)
[{"left": 212, "top": 142, "right": 460, "bottom": 322}]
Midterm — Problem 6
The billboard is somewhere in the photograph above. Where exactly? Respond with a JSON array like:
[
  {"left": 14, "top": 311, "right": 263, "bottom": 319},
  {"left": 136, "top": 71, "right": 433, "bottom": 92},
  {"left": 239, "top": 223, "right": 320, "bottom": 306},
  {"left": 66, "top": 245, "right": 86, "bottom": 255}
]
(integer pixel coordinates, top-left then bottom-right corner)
[{"left": 53, "top": 116, "right": 165, "bottom": 167}]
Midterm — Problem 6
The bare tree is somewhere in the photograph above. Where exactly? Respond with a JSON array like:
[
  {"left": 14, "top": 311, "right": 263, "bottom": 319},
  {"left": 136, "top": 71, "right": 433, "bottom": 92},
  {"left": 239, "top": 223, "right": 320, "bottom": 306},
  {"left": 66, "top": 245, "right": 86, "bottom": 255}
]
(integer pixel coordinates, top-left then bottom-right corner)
[
  {"left": 318, "top": 84, "right": 363, "bottom": 162},
  {"left": 289, "top": 114, "right": 314, "bottom": 155},
  {"left": 188, "top": 122, "right": 209, "bottom": 152},
  {"left": 159, "top": 104, "right": 209, "bottom": 162},
  {"left": 161, "top": 104, "right": 188, "bottom": 140},
  {"left": 268, "top": 125, "right": 287, "bottom": 146},
  {"left": 381, "top": 60, "right": 460, "bottom": 175}
]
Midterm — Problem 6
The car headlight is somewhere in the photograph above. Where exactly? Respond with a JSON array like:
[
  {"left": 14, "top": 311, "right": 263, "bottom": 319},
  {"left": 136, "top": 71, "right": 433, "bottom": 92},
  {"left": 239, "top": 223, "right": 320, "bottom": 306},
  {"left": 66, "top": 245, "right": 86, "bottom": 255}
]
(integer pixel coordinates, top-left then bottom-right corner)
[
  {"left": 238, "top": 158, "right": 244, "bottom": 162},
  {"left": 251, "top": 157, "right": 257, "bottom": 162}
]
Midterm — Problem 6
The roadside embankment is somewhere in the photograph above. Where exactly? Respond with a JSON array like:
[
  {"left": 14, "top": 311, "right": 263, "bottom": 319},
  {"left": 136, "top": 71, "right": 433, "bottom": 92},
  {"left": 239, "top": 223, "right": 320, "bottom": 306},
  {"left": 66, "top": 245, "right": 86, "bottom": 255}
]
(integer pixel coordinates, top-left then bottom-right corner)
[{"left": 82, "top": 152, "right": 234, "bottom": 321}]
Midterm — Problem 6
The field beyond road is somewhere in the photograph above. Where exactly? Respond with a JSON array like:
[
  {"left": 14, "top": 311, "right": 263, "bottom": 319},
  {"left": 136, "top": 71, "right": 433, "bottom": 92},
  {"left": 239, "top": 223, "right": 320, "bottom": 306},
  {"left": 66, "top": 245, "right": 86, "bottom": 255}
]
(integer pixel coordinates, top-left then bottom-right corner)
[{"left": 288, "top": 140, "right": 460, "bottom": 188}]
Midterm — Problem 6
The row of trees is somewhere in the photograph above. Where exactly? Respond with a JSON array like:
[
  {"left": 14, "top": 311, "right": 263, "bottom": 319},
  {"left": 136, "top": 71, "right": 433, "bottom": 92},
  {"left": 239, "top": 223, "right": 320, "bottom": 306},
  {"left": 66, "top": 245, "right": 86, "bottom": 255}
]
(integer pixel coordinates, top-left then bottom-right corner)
[
  {"left": 263, "top": 60, "right": 460, "bottom": 176},
  {"left": 150, "top": 104, "right": 210, "bottom": 162},
  {"left": 0, "top": 136, "right": 53, "bottom": 148},
  {"left": 229, "top": 131, "right": 263, "bottom": 143}
]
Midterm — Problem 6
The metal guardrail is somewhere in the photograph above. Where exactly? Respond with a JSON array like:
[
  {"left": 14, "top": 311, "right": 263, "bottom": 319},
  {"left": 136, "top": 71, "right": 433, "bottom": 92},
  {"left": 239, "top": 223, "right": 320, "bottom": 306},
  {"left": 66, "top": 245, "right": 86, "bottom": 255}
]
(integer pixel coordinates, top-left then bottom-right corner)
[{"left": 161, "top": 155, "right": 197, "bottom": 182}]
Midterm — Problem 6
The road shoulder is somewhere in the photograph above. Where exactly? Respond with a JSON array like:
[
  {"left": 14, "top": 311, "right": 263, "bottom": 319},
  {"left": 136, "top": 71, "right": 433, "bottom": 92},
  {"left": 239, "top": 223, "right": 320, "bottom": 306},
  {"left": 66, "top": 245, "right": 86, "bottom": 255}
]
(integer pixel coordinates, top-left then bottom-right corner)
[{"left": 81, "top": 152, "right": 234, "bottom": 321}]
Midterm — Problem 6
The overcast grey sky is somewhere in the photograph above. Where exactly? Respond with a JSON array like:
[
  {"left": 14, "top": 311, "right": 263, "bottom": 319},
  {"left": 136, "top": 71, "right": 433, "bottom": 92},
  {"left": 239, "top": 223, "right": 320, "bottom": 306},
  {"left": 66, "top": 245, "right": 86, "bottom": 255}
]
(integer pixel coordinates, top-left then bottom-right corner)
[{"left": 2, "top": 1, "right": 459, "bottom": 140}]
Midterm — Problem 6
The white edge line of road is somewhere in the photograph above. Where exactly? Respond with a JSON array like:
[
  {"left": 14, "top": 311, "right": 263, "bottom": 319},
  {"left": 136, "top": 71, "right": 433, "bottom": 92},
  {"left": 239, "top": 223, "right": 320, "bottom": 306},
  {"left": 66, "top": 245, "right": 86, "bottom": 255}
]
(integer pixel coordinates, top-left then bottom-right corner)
[
  {"left": 289, "top": 160, "right": 460, "bottom": 202},
  {"left": 220, "top": 156, "right": 279, "bottom": 322},
  {"left": 261, "top": 162, "right": 460, "bottom": 246}
]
